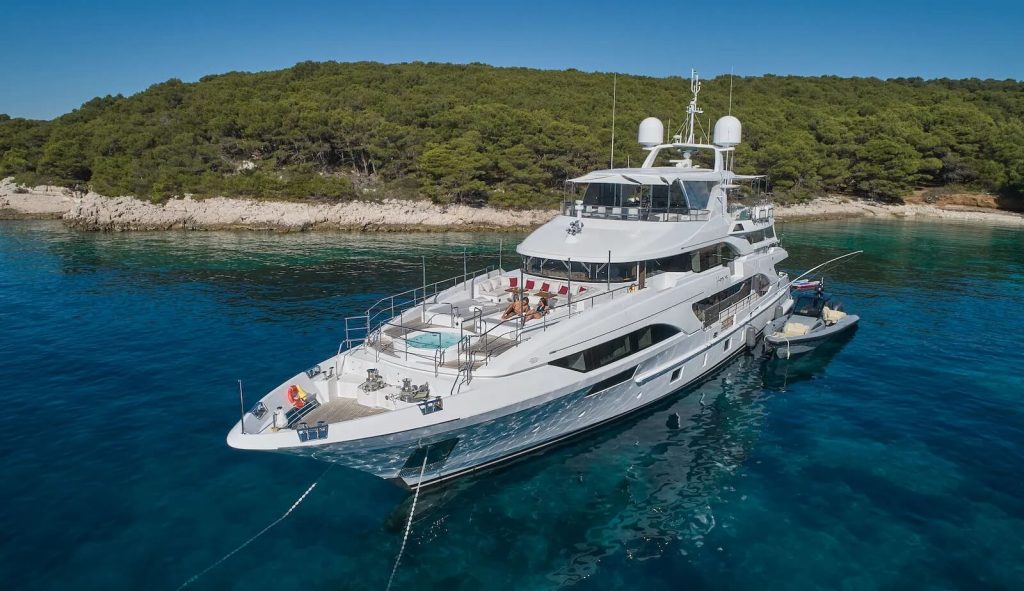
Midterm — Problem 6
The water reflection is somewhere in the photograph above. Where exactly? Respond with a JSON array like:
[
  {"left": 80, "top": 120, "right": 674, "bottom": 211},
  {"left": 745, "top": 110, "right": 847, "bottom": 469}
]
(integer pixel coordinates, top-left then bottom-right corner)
[
  {"left": 760, "top": 331, "right": 856, "bottom": 391},
  {"left": 375, "top": 347, "right": 848, "bottom": 589}
]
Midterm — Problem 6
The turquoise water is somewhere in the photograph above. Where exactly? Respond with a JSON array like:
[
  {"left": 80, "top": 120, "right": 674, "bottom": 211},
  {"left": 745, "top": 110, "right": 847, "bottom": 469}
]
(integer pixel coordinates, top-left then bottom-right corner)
[
  {"left": 1, "top": 219, "right": 1022, "bottom": 590},
  {"left": 407, "top": 331, "right": 461, "bottom": 349}
]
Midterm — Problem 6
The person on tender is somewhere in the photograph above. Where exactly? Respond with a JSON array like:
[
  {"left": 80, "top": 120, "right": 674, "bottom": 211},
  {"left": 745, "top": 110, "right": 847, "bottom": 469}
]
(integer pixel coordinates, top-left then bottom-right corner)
[
  {"left": 501, "top": 295, "right": 529, "bottom": 320},
  {"left": 525, "top": 296, "right": 551, "bottom": 321}
]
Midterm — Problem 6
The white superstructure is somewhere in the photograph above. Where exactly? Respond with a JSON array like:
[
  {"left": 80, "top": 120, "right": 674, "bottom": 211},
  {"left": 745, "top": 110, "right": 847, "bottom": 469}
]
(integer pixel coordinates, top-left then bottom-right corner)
[{"left": 227, "top": 71, "right": 792, "bottom": 488}]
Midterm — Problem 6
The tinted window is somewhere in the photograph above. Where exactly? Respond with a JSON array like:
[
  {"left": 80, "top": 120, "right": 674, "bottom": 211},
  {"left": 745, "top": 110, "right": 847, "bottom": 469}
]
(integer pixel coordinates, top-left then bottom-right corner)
[
  {"left": 551, "top": 324, "right": 680, "bottom": 373},
  {"left": 586, "top": 366, "right": 638, "bottom": 395},
  {"left": 681, "top": 181, "right": 715, "bottom": 209},
  {"left": 693, "top": 279, "right": 755, "bottom": 327},
  {"left": 524, "top": 257, "right": 637, "bottom": 282},
  {"left": 582, "top": 183, "right": 639, "bottom": 207},
  {"left": 648, "top": 243, "right": 735, "bottom": 276}
]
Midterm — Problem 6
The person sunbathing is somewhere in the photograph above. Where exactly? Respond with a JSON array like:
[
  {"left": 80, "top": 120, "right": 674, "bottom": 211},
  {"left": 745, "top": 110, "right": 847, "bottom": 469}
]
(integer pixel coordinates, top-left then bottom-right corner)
[
  {"left": 525, "top": 297, "right": 550, "bottom": 321},
  {"left": 502, "top": 296, "right": 529, "bottom": 320}
]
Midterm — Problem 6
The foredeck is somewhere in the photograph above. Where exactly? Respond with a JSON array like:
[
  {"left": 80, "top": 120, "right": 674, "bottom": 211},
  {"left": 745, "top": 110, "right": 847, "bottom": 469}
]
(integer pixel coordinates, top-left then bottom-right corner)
[{"left": 298, "top": 397, "right": 387, "bottom": 424}]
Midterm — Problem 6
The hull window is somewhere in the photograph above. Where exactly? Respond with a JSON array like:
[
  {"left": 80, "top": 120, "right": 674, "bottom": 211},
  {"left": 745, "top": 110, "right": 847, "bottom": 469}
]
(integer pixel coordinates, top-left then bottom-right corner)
[
  {"left": 551, "top": 324, "right": 680, "bottom": 373},
  {"left": 585, "top": 365, "right": 638, "bottom": 396}
]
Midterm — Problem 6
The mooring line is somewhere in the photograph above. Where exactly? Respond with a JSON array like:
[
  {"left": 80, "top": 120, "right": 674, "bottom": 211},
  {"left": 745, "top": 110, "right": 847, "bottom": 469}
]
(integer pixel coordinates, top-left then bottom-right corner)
[
  {"left": 176, "top": 466, "right": 331, "bottom": 590},
  {"left": 385, "top": 452, "right": 429, "bottom": 591}
]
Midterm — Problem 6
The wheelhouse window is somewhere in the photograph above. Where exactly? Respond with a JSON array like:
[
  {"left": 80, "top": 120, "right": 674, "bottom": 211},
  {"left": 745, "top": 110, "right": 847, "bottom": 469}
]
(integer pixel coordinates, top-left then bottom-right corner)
[
  {"left": 580, "top": 180, "right": 716, "bottom": 210},
  {"left": 551, "top": 324, "right": 680, "bottom": 373},
  {"left": 679, "top": 181, "right": 715, "bottom": 210},
  {"left": 581, "top": 183, "right": 640, "bottom": 207}
]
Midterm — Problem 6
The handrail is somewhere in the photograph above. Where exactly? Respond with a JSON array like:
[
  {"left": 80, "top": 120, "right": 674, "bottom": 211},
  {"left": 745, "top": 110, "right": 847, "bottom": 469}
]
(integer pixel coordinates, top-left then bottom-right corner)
[
  {"left": 529, "top": 283, "right": 635, "bottom": 332},
  {"left": 344, "top": 265, "right": 498, "bottom": 350},
  {"left": 562, "top": 202, "right": 711, "bottom": 222}
]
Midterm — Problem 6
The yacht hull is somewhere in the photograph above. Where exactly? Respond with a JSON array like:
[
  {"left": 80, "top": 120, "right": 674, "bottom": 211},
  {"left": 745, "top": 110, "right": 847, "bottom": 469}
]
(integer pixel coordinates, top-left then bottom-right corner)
[{"left": 277, "top": 298, "right": 782, "bottom": 489}]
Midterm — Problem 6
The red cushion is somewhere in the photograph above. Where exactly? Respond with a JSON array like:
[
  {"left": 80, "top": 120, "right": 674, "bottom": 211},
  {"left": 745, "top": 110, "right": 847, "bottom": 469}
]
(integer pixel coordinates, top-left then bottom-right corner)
[
  {"left": 525, "top": 279, "right": 536, "bottom": 290},
  {"left": 508, "top": 277, "right": 518, "bottom": 287},
  {"left": 577, "top": 286, "right": 587, "bottom": 293},
  {"left": 557, "top": 285, "right": 569, "bottom": 295},
  {"left": 540, "top": 282, "right": 551, "bottom": 292}
]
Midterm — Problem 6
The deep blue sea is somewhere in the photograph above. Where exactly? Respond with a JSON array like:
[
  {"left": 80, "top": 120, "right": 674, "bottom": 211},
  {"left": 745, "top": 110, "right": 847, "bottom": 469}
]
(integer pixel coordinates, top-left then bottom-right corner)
[{"left": 1, "top": 218, "right": 1022, "bottom": 590}]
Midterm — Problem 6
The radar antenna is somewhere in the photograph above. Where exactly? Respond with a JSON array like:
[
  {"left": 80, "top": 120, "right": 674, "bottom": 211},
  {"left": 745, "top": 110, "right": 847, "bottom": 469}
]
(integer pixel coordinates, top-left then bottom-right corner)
[{"left": 685, "top": 69, "right": 703, "bottom": 144}]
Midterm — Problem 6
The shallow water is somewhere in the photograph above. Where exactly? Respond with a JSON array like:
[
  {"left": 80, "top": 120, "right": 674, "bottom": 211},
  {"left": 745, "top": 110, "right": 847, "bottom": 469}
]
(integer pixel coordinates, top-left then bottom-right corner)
[{"left": 0, "top": 219, "right": 1022, "bottom": 590}]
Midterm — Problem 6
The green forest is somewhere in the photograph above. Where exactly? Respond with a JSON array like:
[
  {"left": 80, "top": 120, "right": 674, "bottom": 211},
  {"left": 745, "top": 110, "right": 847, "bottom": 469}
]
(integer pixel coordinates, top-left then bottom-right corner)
[{"left": 1, "top": 61, "right": 1022, "bottom": 208}]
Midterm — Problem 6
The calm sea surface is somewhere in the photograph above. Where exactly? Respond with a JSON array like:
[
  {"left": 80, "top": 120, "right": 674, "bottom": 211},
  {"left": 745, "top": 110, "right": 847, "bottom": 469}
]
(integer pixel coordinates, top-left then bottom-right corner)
[{"left": 1, "top": 219, "right": 1022, "bottom": 590}]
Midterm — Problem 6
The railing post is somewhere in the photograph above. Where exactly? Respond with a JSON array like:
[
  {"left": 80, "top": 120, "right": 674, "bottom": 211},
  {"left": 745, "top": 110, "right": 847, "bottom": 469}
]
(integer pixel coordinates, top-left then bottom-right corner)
[
  {"left": 464, "top": 247, "right": 468, "bottom": 291},
  {"left": 607, "top": 250, "right": 612, "bottom": 291},
  {"left": 498, "top": 238, "right": 503, "bottom": 271},
  {"left": 421, "top": 255, "right": 427, "bottom": 317},
  {"left": 237, "top": 380, "right": 246, "bottom": 435},
  {"left": 567, "top": 257, "right": 572, "bottom": 318}
]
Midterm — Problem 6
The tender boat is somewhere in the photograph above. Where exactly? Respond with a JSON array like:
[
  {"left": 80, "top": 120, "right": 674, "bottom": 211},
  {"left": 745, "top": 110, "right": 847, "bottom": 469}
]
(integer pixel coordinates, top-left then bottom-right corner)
[
  {"left": 764, "top": 289, "right": 858, "bottom": 359},
  {"left": 790, "top": 279, "right": 822, "bottom": 291},
  {"left": 226, "top": 71, "right": 794, "bottom": 489}
]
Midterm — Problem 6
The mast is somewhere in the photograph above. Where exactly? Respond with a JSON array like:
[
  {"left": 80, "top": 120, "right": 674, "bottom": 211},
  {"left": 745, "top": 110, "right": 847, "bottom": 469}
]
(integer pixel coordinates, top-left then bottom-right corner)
[{"left": 685, "top": 69, "right": 703, "bottom": 144}]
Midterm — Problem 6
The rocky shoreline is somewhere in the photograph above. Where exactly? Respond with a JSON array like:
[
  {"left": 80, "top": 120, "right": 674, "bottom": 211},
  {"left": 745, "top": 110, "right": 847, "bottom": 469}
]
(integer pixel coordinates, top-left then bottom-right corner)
[{"left": 2, "top": 178, "right": 1022, "bottom": 231}]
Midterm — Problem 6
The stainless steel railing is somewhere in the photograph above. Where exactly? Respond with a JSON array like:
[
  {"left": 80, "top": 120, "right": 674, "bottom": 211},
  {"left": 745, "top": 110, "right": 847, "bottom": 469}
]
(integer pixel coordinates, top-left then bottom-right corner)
[{"left": 342, "top": 265, "right": 499, "bottom": 351}]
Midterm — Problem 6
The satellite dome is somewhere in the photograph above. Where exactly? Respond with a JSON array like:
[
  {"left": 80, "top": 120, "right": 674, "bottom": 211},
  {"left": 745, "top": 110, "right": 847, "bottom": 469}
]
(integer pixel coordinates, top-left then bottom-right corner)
[
  {"left": 713, "top": 116, "right": 742, "bottom": 147},
  {"left": 638, "top": 117, "right": 664, "bottom": 148}
]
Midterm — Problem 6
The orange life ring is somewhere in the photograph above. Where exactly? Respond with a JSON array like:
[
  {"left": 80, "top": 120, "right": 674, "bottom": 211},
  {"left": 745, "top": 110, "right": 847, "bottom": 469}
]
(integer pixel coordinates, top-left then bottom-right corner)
[{"left": 286, "top": 384, "right": 306, "bottom": 409}]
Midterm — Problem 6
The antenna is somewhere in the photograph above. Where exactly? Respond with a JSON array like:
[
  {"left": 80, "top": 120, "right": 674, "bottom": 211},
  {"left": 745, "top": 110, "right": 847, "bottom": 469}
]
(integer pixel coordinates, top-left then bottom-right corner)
[
  {"left": 685, "top": 69, "right": 703, "bottom": 144},
  {"left": 609, "top": 74, "right": 617, "bottom": 168},
  {"left": 728, "top": 66, "right": 734, "bottom": 115}
]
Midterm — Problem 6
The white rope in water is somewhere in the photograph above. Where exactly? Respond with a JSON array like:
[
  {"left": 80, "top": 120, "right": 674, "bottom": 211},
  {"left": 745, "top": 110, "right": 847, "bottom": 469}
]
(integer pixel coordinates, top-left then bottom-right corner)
[
  {"left": 385, "top": 452, "right": 430, "bottom": 591},
  {"left": 176, "top": 467, "right": 330, "bottom": 590}
]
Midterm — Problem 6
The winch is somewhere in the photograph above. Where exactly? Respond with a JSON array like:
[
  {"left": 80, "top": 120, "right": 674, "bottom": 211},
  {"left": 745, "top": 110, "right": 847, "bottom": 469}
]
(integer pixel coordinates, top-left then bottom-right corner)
[
  {"left": 360, "top": 368, "right": 386, "bottom": 392},
  {"left": 399, "top": 378, "right": 430, "bottom": 403}
]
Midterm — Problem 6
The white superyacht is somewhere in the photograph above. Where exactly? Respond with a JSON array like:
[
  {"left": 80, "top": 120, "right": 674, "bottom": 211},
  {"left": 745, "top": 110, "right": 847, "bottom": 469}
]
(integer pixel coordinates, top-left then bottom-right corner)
[{"left": 227, "top": 74, "right": 792, "bottom": 488}]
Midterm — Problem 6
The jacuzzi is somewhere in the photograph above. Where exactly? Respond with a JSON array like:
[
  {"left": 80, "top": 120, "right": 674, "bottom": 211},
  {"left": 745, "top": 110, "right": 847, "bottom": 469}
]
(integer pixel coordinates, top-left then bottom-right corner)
[{"left": 394, "top": 327, "right": 465, "bottom": 358}]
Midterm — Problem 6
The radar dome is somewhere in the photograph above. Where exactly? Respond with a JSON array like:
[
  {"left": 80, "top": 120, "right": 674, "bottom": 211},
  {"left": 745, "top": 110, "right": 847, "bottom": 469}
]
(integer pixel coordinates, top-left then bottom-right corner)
[
  {"left": 713, "top": 116, "right": 742, "bottom": 147},
  {"left": 638, "top": 117, "right": 664, "bottom": 148}
]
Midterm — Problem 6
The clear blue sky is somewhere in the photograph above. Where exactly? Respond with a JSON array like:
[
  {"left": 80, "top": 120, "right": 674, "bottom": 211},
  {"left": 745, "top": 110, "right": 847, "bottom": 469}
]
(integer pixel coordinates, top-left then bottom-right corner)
[{"left": 1, "top": 0, "right": 1020, "bottom": 120}]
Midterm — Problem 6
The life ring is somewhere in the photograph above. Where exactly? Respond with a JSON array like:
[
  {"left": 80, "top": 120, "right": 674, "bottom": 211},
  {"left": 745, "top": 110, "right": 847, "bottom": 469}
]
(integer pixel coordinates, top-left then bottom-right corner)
[{"left": 286, "top": 384, "right": 307, "bottom": 409}]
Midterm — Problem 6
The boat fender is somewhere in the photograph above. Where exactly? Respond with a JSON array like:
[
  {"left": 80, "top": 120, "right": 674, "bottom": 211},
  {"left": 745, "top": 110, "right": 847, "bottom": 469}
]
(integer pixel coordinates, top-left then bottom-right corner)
[
  {"left": 773, "top": 305, "right": 784, "bottom": 320},
  {"left": 745, "top": 325, "right": 757, "bottom": 349},
  {"left": 286, "top": 384, "right": 308, "bottom": 409}
]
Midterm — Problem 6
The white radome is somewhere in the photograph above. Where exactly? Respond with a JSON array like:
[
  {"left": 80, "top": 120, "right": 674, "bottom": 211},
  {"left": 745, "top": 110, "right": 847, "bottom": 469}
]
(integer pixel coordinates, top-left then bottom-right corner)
[
  {"left": 638, "top": 117, "right": 665, "bottom": 147},
  {"left": 713, "top": 115, "right": 742, "bottom": 147}
]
